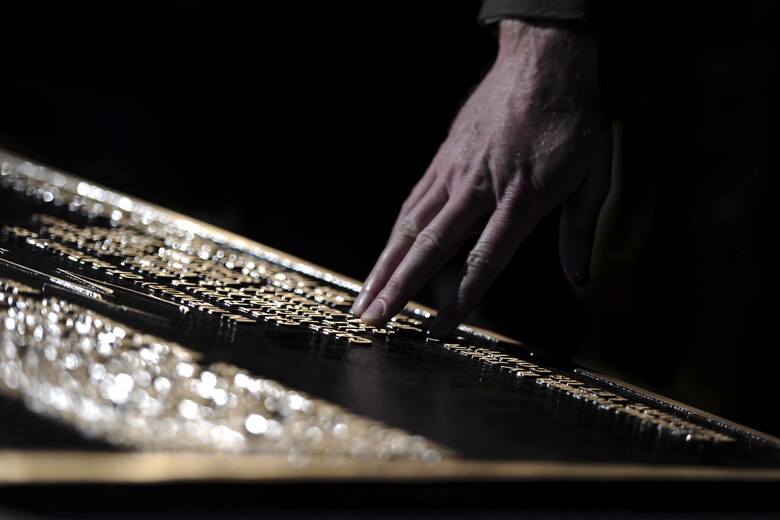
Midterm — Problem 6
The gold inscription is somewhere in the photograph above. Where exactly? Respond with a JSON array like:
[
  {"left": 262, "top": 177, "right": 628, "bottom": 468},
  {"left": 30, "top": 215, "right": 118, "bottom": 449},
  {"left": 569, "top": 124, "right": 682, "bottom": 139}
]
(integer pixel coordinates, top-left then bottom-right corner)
[{"left": 1, "top": 216, "right": 735, "bottom": 441}]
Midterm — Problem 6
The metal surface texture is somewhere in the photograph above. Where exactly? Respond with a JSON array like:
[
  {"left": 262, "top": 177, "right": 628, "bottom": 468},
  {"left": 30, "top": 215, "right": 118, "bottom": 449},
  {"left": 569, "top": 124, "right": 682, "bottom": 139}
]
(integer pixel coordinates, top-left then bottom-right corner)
[{"left": 1, "top": 149, "right": 779, "bottom": 490}]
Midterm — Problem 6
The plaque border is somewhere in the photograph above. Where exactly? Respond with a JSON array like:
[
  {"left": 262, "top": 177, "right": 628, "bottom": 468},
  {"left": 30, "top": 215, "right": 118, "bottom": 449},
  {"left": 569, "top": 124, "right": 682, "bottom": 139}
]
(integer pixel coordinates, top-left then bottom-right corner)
[
  {"left": 1, "top": 451, "right": 780, "bottom": 484},
  {"left": 2, "top": 148, "right": 780, "bottom": 484}
]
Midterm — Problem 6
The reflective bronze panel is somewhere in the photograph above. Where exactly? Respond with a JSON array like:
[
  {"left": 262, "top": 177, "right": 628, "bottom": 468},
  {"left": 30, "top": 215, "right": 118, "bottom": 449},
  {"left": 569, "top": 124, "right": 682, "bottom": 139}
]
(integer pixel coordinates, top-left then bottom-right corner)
[{"left": 1, "top": 149, "right": 779, "bottom": 487}]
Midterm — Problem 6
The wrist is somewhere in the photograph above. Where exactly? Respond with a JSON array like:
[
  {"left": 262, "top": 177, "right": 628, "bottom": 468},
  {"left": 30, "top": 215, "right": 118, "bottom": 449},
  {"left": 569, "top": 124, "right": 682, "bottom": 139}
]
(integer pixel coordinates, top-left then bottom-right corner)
[{"left": 496, "top": 19, "right": 599, "bottom": 95}]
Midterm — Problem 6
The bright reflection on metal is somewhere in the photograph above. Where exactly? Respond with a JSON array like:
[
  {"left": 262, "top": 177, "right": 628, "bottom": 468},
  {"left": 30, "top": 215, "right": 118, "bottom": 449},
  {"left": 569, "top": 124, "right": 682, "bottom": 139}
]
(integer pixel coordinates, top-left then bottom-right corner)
[{"left": 0, "top": 284, "right": 441, "bottom": 466}]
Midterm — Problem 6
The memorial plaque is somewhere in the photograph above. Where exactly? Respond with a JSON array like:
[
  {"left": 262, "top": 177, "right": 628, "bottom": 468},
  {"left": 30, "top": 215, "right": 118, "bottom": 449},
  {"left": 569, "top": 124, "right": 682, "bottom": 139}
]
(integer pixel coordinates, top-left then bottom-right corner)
[{"left": 1, "top": 149, "right": 779, "bottom": 506}]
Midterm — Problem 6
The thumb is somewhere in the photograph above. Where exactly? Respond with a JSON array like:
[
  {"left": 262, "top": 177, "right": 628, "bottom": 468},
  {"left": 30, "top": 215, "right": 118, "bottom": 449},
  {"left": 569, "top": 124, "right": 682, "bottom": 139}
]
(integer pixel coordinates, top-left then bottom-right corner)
[{"left": 559, "top": 164, "right": 611, "bottom": 287}]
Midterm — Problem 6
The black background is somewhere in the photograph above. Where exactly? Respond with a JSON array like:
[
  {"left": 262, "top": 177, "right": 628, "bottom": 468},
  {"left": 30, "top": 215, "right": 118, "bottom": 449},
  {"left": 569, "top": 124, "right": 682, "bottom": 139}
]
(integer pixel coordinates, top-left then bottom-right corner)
[{"left": 1, "top": 1, "right": 779, "bottom": 437}]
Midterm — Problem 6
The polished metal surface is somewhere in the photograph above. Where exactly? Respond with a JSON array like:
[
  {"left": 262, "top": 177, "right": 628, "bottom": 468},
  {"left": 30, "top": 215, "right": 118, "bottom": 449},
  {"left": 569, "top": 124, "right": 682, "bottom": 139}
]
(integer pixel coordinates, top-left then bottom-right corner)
[{"left": 1, "top": 149, "right": 779, "bottom": 486}]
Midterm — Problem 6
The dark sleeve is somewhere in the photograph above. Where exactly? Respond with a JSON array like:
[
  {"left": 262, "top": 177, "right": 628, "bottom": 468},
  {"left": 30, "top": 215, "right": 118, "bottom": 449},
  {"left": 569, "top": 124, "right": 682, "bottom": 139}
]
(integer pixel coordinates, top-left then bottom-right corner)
[{"left": 479, "top": 0, "right": 594, "bottom": 25}]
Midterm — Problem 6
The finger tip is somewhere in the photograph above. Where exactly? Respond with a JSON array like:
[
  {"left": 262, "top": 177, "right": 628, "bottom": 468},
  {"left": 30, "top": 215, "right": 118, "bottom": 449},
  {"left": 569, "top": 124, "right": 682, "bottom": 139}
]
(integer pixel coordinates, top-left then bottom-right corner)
[
  {"left": 361, "top": 314, "right": 387, "bottom": 327},
  {"left": 360, "top": 299, "right": 386, "bottom": 326},
  {"left": 351, "top": 292, "right": 372, "bottom": 316}
]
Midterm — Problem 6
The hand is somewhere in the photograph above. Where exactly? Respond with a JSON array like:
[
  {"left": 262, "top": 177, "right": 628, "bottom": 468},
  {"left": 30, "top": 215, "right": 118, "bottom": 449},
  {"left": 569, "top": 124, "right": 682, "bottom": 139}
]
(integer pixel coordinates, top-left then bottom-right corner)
[{"left": 351, "top": 19, "right": 612, "bottom": 336}]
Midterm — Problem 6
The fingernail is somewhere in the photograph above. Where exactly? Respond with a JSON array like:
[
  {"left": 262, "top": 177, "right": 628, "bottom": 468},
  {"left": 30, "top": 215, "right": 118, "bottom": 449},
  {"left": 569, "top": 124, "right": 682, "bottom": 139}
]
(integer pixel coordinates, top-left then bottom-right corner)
[
  {"left": 361, "top": 299, "right": 386, "bottom": 325},
  {"left": 428, "top": 315, "right": 452, "bottom": 338},
  {"left": 351, "top": 292, "right": 372, "bottom": 316}
]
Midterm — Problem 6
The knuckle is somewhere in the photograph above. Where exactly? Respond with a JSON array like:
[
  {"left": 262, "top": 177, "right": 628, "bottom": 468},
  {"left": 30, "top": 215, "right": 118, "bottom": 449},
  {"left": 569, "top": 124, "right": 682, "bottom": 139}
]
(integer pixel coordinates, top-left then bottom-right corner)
[
  {"left": 394, "top": 218, "right": 420, "bottom": 242},
  {"left": 452, "top": 169, "right": 493, "bottom": 203},
  {"left": 412, "top": 229, "right": 443, "bottom": 255},
  {"left": 465, "top": 172, "right": 492, "bottom": 198},
  {"left": 466, "top": 247, "right": 496, "bottom": 273}
]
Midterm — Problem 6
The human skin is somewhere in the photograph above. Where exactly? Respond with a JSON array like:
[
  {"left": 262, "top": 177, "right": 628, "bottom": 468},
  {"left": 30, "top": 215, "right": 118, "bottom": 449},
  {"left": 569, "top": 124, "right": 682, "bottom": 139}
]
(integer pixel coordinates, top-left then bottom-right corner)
[{"left": 351, "top": 19, "right": 612, "bottom": 336}]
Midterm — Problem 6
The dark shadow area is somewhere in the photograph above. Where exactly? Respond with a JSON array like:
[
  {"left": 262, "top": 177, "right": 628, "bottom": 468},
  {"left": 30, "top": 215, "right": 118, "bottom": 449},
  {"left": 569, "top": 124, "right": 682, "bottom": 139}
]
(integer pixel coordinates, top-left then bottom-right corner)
[
  {"left": 1, "top": 1, "right": 778, "bottom": 439},
  {"left": 1, "top": 481, "right": 780, "bottom": 516}
]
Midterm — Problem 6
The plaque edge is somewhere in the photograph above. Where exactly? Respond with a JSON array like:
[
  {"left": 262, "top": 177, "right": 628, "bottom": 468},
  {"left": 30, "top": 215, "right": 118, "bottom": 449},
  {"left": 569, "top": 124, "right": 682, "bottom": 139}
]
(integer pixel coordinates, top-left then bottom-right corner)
[
  {"left": 2, "top": 450, "right": 780, "bottom": 485},
  {"left": 2, "top": 148, "right": 780, "bottom": 482}
]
